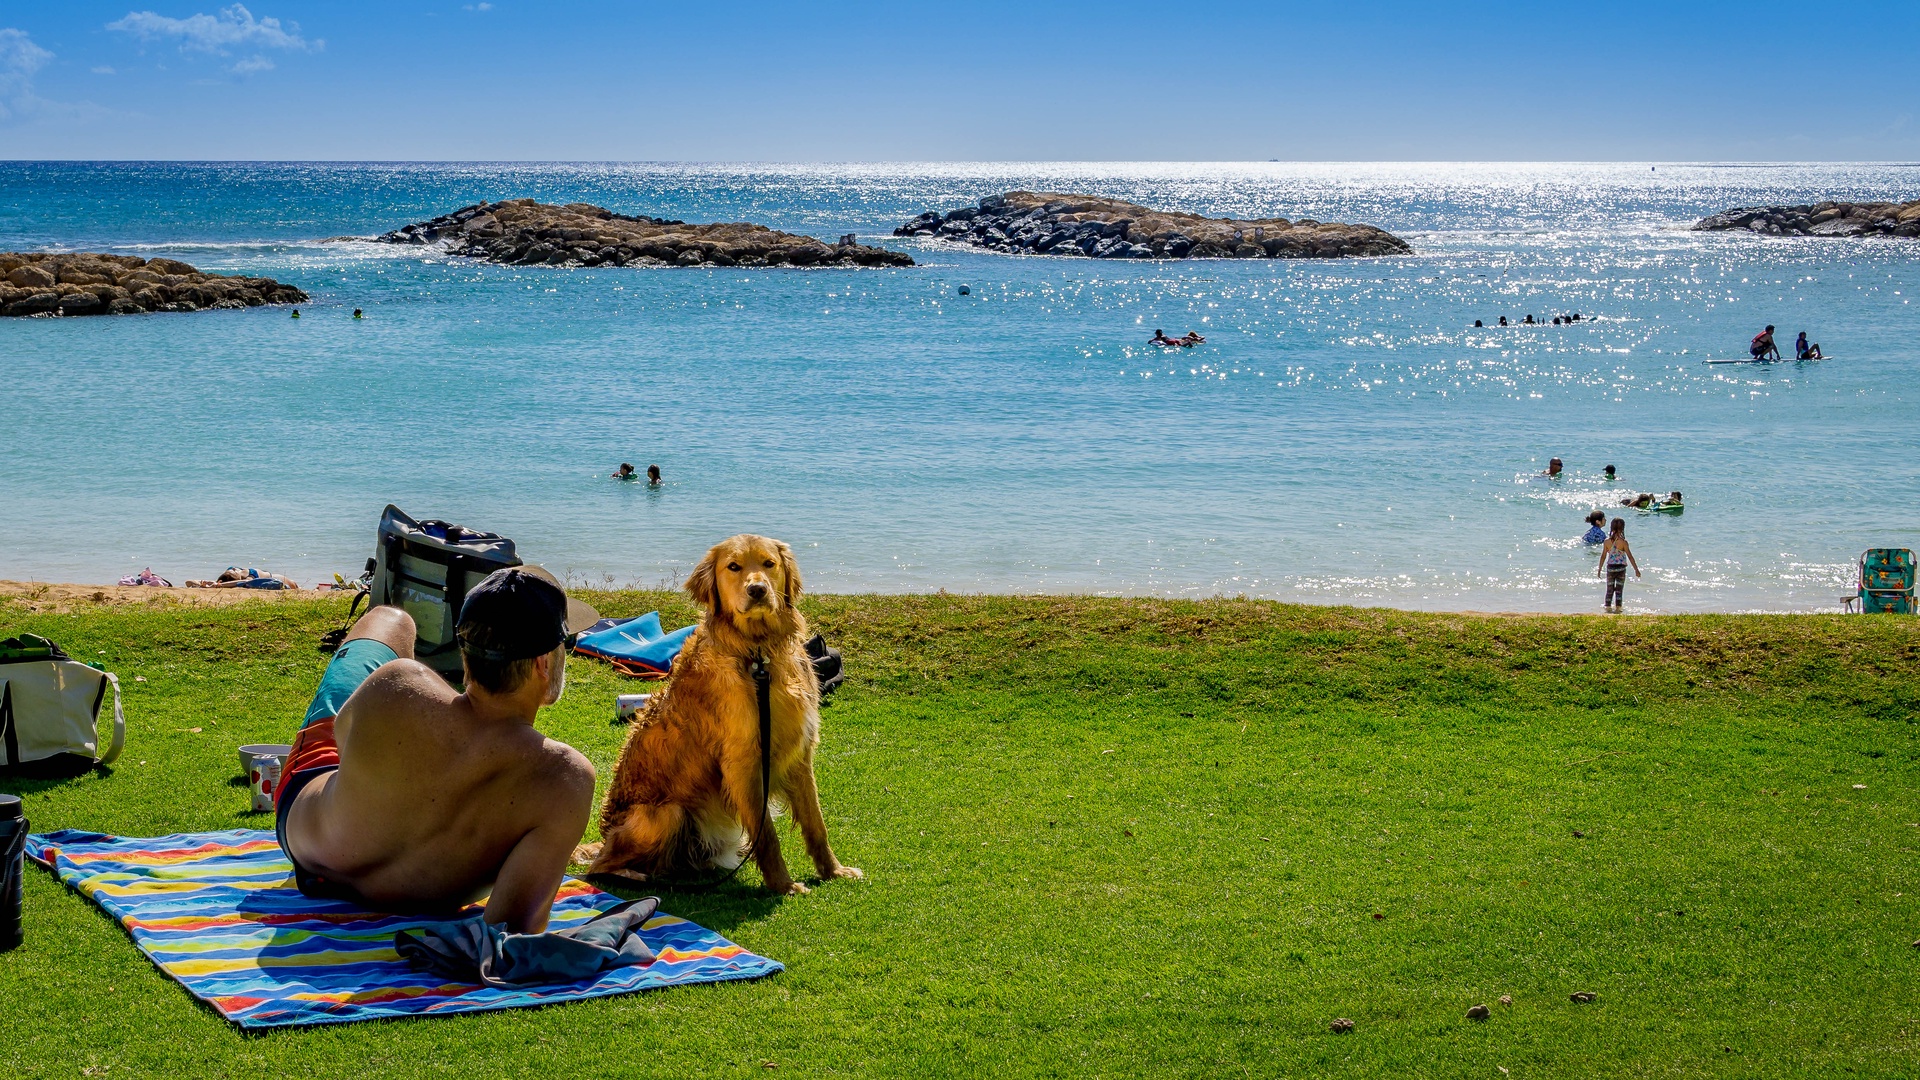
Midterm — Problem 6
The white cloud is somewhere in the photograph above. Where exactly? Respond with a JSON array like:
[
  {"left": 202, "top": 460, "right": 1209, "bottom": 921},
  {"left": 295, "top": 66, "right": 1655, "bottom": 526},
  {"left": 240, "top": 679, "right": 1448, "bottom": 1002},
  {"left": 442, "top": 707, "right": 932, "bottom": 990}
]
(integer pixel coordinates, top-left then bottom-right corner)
[
  {"left": 93, "top": 65, "right": 117, "bottom": 74},
  {"left": 464, "top": 2, "right": 493, "bottom": 10},
  {"left": 0, "top": 27, "right": 55, "bottom": 120},
  {"left": 107, "top": 5, "right": 319, "bottom": 55},
  {"left": 0, "top": 28, "right": 112, "bottom": 124},
  {"left": 229, "top": 54, "right": 273, "bottom": 73}
]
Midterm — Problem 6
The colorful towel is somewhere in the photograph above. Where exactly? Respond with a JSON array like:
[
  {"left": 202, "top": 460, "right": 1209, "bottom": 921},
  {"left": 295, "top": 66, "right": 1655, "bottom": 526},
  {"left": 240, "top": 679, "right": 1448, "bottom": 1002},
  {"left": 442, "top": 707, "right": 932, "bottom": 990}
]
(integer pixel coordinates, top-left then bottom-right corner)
[{"left": 26, "top": 829, "right": 782, "bottom": 1029}]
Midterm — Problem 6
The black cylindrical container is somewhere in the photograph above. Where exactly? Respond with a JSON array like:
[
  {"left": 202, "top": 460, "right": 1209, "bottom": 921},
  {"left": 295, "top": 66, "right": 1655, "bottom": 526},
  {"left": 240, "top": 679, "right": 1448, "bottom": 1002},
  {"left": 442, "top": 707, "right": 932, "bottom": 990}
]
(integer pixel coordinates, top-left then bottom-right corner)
[{"left": 0, "top": 793, "right": 25, "bottom": 952}]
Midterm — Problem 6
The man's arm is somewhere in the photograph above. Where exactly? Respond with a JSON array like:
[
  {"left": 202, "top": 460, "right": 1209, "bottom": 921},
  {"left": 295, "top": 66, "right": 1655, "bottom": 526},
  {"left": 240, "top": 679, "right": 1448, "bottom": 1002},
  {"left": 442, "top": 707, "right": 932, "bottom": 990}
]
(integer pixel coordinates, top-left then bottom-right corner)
[{"left": 483, "top": 751, "right": 594, "bottom": 934}]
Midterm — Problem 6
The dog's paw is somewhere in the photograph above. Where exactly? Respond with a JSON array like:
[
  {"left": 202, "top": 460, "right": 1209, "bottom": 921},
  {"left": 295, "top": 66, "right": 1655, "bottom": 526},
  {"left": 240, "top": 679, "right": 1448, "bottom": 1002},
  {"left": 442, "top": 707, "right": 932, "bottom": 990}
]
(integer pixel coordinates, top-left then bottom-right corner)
[
  {"left": 605, "top": 868, "right": 649, "bottom": 884},
  {"left": 571, "top": 842, "right": 603, "bottom": 865},
  {"left": 778, "top": 880, "right": 811, "bottom": 896},
  {"left": 830, "top": 865, "right": 864, "bottom": 881}
]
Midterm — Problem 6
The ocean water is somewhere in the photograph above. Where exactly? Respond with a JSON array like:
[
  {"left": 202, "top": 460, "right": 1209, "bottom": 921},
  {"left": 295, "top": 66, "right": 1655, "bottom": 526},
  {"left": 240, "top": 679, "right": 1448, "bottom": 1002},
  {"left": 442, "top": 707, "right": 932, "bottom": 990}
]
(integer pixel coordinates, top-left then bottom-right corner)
[{"left": 2, "top": 161, "right": 1917, "bottom": 613}]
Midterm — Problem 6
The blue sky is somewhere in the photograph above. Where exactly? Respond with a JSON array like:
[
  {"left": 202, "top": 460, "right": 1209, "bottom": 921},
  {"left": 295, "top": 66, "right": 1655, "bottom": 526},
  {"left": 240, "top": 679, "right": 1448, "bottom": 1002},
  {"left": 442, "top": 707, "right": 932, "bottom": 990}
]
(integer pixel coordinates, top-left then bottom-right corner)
[{"left": 2, "top": 2, "right": 1918, "bottom": 160}]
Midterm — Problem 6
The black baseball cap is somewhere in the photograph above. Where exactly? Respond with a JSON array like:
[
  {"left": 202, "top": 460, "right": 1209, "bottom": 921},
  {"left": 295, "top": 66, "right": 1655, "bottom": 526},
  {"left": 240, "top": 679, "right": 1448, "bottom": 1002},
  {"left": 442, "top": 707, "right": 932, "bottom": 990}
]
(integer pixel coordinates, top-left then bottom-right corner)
[{"left": 456, "top": 566, "right": 599, "bottom": 662}]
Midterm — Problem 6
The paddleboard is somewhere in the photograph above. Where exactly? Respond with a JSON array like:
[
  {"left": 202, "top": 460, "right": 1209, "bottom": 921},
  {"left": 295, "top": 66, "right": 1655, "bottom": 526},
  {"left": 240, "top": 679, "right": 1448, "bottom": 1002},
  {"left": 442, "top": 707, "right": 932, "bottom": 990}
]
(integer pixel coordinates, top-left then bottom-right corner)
[{"left": 1702, "top": 356, "right": 1829, "bottom": 365}]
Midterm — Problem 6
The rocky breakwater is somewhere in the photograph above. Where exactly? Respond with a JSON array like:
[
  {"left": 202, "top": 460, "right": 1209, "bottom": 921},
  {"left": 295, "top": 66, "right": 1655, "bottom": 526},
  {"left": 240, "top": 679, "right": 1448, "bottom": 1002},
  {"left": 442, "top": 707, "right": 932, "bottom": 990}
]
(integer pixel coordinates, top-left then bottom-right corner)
[
  {"left": 0, "top": 253, "right": 306, "bottom": 317},
  {"left": 895, "top": 191, "right": 1412, "bottom": 259},
  {"left": 1693, "top": 198, "right": 1920, "bottom": 238},
  {"left": 370, "top": 199, "right": 914, "bottom": 268}
]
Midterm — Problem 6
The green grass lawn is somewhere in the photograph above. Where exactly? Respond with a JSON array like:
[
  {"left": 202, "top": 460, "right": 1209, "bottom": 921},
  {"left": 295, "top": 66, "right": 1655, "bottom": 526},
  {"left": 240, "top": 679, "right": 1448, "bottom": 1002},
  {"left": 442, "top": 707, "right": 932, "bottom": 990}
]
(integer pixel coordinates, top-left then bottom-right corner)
[{"left": 2, "top": 591, "right": 1917, "bottom": 1078}]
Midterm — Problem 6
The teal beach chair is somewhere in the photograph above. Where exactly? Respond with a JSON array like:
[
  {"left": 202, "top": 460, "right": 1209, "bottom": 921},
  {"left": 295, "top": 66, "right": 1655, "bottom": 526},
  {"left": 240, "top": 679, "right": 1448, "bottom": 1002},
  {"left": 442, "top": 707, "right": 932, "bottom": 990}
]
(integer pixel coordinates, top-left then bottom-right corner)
[{"left": 1847, "top": 549, "right": 1916, "bottom": 614}]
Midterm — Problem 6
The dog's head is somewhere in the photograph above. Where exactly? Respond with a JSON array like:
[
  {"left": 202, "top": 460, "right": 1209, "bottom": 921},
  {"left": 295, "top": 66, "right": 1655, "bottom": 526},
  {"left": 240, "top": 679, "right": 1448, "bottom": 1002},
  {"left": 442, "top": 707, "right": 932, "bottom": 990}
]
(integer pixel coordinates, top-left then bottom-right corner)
[{"left": 685, "top": 534, "right": 802, "bottom": 638}]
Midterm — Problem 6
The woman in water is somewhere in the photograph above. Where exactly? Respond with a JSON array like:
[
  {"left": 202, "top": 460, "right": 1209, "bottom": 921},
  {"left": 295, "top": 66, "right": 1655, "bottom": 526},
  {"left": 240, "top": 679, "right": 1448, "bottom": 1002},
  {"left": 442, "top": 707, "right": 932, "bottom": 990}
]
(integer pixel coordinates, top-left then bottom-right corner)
[
  {"left": 1598, "top": 518, "right": 1640, "bottom": 612},
  {"left": 612, "top": 463, "right": 637, "bottom": 480},
  {"left": 646, "top": 464, "right": 662, "bottom": 486}
]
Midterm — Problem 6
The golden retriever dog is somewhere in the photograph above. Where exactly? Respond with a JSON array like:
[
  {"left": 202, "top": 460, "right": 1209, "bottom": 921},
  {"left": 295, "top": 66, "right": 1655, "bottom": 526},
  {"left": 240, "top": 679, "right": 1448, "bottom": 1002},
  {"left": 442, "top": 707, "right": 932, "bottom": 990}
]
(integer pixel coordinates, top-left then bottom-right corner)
[{"left": 575, "top": 534, "right": 861, "bottom": 894}]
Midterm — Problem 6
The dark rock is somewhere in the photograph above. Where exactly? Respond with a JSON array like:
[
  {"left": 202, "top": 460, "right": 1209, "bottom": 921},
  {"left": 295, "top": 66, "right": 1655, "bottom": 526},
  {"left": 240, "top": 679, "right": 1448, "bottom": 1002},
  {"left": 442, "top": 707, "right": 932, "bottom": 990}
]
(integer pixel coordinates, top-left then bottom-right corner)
[
  {"left": 894, "top": 191, "right": 1410, "bottom": 260},
  {"left": 1467, "top": 1004, "right": 1490, "bottom": 1020},
  {"left": 5, "top": 291, "right": 60, "bottom": 316},
  {"left": 363, "top": 199, "right": 911, "bottom": 269},
  {"left": 0, "top": 253, "right": 303, "bottom": 318},
  {"left": 1693, "top": 198, "right": 1920, "bottom": 238}
]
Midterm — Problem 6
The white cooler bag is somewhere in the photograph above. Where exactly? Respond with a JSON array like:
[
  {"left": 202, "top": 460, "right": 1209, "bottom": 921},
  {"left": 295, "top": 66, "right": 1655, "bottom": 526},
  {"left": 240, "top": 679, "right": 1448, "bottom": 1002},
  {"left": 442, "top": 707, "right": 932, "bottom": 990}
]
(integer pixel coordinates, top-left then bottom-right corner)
[{"left": 0, "top": 635, "right": 125, "bottom": 774}]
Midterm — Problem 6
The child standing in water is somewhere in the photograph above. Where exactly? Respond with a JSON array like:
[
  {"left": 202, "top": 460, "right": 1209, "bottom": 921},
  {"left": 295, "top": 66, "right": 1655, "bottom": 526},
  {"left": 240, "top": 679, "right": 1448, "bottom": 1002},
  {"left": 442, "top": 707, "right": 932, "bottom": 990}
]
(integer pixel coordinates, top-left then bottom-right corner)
[{"left": 1598, "top": 517, "right": 1640, "bottom": 612}]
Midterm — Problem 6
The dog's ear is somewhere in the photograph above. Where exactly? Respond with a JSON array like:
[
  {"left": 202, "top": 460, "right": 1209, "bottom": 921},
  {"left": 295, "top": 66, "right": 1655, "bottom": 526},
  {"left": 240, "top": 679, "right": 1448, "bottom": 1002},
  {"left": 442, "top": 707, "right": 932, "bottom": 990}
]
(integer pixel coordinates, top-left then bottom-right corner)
[
  {"left": 685, "top": 544, "right": 721, "bottom": 612},
  {"left": 776, "top": 539, "right": 802, "bottom": 604}
]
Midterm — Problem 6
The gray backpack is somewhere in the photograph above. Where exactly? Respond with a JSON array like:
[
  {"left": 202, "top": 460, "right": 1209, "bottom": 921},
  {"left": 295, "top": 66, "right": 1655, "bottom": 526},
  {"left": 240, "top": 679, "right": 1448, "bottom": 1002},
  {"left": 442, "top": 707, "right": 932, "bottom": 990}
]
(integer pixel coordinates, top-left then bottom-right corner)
[{"left": 366, "top": 505, "right": 522, "bottom": 676}]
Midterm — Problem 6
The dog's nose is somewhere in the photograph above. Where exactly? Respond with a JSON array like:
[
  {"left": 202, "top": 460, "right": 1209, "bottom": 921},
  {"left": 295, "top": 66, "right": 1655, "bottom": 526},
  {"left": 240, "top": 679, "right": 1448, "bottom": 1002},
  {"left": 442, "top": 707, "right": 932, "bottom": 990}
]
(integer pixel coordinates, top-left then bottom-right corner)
[{"left": 746, "top": 582, "right": 769, "bottom": 602}]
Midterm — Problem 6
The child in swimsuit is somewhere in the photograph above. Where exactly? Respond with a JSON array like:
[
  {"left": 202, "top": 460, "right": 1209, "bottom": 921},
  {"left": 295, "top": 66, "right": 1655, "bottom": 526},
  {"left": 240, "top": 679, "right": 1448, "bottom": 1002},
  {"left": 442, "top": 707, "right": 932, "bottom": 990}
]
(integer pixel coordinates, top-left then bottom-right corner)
[{"left": 1598, "top": 517, "right": 1640, "bottom": 612}]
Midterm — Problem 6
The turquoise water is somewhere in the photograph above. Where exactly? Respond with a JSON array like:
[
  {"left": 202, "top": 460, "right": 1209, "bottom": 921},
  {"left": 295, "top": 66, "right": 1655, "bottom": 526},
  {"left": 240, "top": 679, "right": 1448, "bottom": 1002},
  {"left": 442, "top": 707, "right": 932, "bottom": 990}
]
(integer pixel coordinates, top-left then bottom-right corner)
[{"left": 3, "top": 162, "right": 1917, "bottom": 612}]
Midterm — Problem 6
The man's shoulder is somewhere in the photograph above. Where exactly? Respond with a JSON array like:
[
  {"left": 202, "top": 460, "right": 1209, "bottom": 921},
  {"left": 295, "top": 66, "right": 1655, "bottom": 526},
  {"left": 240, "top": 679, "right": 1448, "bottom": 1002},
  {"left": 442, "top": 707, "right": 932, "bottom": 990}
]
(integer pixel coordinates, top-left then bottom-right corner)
[{"left": 533, "top": 738, "right": 596, "bottom": 792}]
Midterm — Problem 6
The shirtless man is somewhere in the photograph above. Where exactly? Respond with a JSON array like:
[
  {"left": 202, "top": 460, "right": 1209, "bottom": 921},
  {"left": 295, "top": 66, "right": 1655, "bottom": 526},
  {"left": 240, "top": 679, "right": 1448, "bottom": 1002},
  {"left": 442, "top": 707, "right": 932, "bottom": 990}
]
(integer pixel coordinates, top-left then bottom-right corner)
[
  {"left": 275, "top": 568, "right": 598, "bottom": 933},
  {"left": 1751, "top": 325, "right": 1780, "bottom": 361}
]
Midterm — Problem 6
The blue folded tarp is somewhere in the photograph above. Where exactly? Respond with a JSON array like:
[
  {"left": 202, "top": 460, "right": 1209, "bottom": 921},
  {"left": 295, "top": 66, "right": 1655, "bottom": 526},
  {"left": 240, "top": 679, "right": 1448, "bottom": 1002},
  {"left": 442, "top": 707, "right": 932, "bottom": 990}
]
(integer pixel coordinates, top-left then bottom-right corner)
[{"left": 571, "top": 613, "right": 695, "bottom": 678}]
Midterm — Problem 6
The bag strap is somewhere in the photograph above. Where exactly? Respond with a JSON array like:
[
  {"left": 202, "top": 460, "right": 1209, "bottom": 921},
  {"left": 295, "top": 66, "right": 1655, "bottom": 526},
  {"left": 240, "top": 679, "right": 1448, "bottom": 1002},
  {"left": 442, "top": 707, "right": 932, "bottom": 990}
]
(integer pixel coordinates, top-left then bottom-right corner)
[
  {"left": 94, "top": 672, "right": 124, "bottom": 766},
  {"left": 1, "top": 681, "right": 16, "bottom": 769}
]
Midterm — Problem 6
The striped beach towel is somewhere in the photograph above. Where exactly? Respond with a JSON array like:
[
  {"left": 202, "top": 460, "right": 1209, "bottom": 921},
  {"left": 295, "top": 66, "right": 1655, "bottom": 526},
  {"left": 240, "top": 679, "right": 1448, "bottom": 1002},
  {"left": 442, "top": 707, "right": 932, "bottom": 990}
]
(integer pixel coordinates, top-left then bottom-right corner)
[{"left": 26, "top": 829, "right": 782, "bottom": 1029}]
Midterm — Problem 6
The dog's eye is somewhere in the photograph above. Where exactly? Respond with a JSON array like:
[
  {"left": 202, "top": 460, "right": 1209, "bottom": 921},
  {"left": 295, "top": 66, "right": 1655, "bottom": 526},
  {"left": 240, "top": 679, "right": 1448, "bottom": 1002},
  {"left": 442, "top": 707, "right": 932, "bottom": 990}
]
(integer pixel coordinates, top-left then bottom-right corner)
[
  {"left": 726, "top": 562, "right": 740, "bottom": 573},
  {"left": 763, "top": 559, "right": 775, "bottom": 568}
]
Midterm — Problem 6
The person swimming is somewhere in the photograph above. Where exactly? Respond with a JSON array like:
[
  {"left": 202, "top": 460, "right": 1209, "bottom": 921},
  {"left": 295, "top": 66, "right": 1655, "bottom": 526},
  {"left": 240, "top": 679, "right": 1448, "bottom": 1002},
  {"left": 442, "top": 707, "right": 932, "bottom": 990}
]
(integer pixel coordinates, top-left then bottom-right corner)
[
  {"left": 612, "top": 463, "right": 637, "bottom": 480},
  {"left": 1581, "top": 510, "right": 1608, "bottom": 544},
  {"left": 646, "top": 464, "right": 662, "bottom": 486},
  {"left": 1498, "top": 316, "right": 1509, "bottom": 326},
  {"left": 1151, "top": 330, "right": 1205, "bottom": 348},
  {"left": 1543, "top": 457, "right": 1564, "bottom": 478},
  {"left": 353, "top": 308, "right": 364, "bottom": 320},
  {"left": 1795, "top": 332, "right": 1823, "bottom": 360},
  {"left": 291, "top": 308, "right": 301, "bottom": 319},
  {"left": 1474, "top": 319, "right": 1484, "bottom": 327},
  {"left": 1603, "top": 464, "right": 1617, "bottom": 481},
  {"left": 1660, "top": 491, "right": 1683, "bottom": 507},
  {"left": 1621, "top": 493, "right": 1655, "bottom": 509}
]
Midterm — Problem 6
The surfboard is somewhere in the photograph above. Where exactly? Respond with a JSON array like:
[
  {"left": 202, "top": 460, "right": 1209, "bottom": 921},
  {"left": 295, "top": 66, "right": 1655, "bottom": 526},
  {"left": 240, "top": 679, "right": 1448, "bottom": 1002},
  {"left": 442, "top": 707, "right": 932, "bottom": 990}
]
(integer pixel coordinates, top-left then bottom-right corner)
[{"left": 1702, "top": 356, "right": 1829, "bottom": 365}]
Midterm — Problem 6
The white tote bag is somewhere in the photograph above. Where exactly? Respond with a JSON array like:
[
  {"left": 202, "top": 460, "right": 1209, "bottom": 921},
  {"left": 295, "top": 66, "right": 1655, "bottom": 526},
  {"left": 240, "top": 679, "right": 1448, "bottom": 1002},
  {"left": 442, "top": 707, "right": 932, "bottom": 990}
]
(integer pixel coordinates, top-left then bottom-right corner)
[{"left": 0, "top": 635, "right": 125, "bottom": 772}]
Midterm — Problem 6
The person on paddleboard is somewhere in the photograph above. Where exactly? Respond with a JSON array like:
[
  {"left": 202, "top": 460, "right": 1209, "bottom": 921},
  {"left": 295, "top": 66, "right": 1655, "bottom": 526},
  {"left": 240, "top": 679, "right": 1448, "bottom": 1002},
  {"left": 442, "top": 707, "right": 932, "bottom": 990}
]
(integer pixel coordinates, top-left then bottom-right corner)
[
  {"left": 1795, "top": 332, "right": 1823, "bottom": 360},
  {"left": 1750, "top": 325, "right": 1780, "bottom": 361}
]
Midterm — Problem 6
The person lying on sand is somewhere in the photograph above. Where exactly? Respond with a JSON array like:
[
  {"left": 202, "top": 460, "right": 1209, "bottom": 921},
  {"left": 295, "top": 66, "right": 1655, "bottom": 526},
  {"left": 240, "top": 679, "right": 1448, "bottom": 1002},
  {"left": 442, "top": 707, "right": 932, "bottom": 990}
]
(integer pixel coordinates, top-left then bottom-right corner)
[
  {"left": 276, "top": 568, "right": 597, "bottom": 933},
  {"left": 185, "top": 567, "right": 297, "bottom": 589}
]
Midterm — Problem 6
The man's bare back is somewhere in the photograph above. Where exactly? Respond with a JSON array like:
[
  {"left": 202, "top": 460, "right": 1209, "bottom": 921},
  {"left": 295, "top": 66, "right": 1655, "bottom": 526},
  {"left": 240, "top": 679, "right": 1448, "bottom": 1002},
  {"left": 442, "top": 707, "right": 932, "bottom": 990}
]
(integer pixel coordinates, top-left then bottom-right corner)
[{"left": 279, "top": 592, "right": 595, "bottom": 934}]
